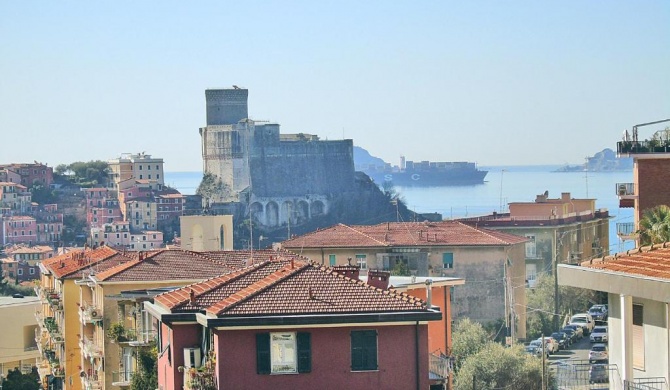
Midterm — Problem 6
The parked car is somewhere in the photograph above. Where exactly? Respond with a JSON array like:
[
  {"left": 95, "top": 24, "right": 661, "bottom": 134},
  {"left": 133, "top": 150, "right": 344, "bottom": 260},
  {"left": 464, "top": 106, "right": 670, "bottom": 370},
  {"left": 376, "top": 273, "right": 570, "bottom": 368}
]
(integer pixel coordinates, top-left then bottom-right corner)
[
  {"left": 569, "top": 313, "right": 595, "bottom": 334},
  {"left": 528, "top": 340, "right": 550, "bottom": 358},
  {"left": 525, "top": 345, "right": 548, "bottom": 359},
  {"left": 589, "top": 343, "right": 609, "bottom": 363},
  {"left": 589, "top": 304, "right": 608, "bottom": 322},
  {"left": 561, "top": 328, "right": 577, "bottom": 344},
  {"left": 590, "top": 326, "right": 608, "bottom": 343},
  {"left": 563, "top": 324, "right": 583, "bottom": 339},
  {"left": 551, "top": 332, "right": 570, "bottom": 349},
  {"left": 589, "top": 364, "right": 609, "bottom": 384},
  {"left": 538, "top": 337, "right": 559, "bottom": 354}
]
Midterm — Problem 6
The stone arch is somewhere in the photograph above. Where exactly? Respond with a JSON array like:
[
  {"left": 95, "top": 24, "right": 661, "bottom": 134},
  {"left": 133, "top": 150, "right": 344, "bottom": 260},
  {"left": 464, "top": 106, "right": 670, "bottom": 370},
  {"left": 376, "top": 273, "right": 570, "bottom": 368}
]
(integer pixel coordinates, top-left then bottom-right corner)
[
  {"left": 266, "top": 201, "right": 279, "bottom": 227},
  {"left": 296, "top": 200, "right": 309, "bottom": 223},
  {"left": 281, "top": 201, "right": 293, "bottom": 225},
  {"left": 250, "top": 202, "right": 264, "bottom": 225},
  {"left": 311, "top": 200, "right": 325, "bottom": 217},
  {"left": 191, "top": 224, "right": 204, "bottom": 252}
]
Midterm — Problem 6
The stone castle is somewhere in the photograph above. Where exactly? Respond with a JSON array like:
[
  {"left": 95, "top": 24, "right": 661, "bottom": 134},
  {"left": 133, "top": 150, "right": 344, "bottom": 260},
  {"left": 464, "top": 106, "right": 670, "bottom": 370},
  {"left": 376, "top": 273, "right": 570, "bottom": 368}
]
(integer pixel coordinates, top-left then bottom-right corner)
[{"left": 199, "top": 87, "right": 355, "bottom": 228}]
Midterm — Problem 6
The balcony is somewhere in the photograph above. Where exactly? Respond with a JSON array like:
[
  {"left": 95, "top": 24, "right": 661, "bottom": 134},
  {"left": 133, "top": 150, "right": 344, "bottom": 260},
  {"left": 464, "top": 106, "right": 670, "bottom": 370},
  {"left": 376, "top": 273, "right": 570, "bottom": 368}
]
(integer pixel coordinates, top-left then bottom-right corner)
[
  {"left": 80, "top": 337, "right": 103, "bottom": 359},
  {"left": 429, "top": 353, "right": 453, "bottom": 382},
  {"left": 44, "top": 317, "right": 64, "bottom": 343},
  {"left": 182, "top": 368, "right": 217, "bottom": 390},
  {"left": 617, "top": 222, "right": 638, "bottom": 240},
  {"left": 112, "top": 370, "right": 135, "bottom": 387},
  {"left": 618, "top": 139, "right": 670, "bottom": 156},
  {"left": 616, "top": 183, "right": 635, "bottom": 197},
  {"left": 36, "top": 359, "right": 52, "bottom": 378},
  {"left": 79, "top": 303, "right": 103, "bottom": 324},
  {"left": 46, "top": 291, "right": 63, "bottom": 311},
  {"left": 35, "top": 328, "right": 49, "bottom": 353},
  {"left": 128, "top": 329, "right": 157, "bottom": 347},
  {"left": 80, "top": 373, "right": 102, "bottom": 390}
]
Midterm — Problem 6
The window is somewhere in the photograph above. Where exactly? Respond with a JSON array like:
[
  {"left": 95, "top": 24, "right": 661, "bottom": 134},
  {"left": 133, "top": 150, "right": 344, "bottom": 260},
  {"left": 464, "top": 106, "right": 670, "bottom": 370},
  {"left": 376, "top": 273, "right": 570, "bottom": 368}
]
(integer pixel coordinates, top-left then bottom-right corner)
[
  {"left": 329, "top": 254, "right": 336, "bottom": 266},
  {"left": 442, "top": 252, "right": 454, "bottom": 269},
  {"left": 139, "top": 174, "right": 143, "bottom": 179},
  {"left": 351, "top": 330, "right": 377, "bottom": 371},
  {"left": 633, "top": 304, "right": 644, "bottom": 370},
  {"left": 525, "top": 234, "right": 536, "bottom": 258},
  {"left": 29, "top": 268, "right": 35, "bottom": 275},
  {"left": 256, "top": 332, "right": 311, "bottom": 374},
  {"left": 157, "top": 174, "right": 160, "bottom": 179},
  {"left": 355, "top": 254, "right": 367, "bottom": 270},
  {"left": 18, "top": 269, "right": 23, "bottom": 276},
  {"left": 148, "top": 174, "right": 151, "bottom": 179}
]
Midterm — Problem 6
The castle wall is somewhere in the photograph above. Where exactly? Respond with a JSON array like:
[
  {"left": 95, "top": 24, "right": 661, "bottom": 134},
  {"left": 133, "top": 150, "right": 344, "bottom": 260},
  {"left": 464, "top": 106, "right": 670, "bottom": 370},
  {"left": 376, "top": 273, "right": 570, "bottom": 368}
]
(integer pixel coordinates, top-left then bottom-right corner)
[
  {"left": 250, "top": 139, "right": 355, "bottom": 197},
  {"left": 206, "top": 89, "right": 248, "bottom": 125},
  {"left": 200, "top": 124, "right": 250, "bottom": 202}
]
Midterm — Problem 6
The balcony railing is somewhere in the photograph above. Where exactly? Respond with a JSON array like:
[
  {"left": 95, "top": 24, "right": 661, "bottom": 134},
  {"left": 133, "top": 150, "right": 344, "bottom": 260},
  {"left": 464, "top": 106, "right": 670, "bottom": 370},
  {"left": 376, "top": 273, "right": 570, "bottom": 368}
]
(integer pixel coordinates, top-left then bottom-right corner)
[
  {"left": 80, "top": 337, "right": 103, "bottom": 359},
  {"left": 43, "top": 317, "right": 64, "bottom": 343},
  {"left": 80, "top": 373, "right": 102, "bottom": 390},
  {"left": 429, "top": 353, "right": 452, "bottom": 381},
  {"left": 112, "top": 370, "right": 135, "bottom": 387},
  {"left": 36, "top": 360, "right": 52, "bottom": 378},
  {"left": 616, "top": 183, "right": 635, "bottom": 196},
  {"left": 183, "top": 368, "right": 217, "bottom": 390},
  {"left": 128, "top": 329, "right": 157, "bottom": 347},
  {"left": 619, "top": 140, "right": 670, "bottom": 155},
  {"left": 617, "top": 222, "right": 637, "bottom": 238},
  {"left": 624, "top": 377, "right": 668, "bottom": 390}
]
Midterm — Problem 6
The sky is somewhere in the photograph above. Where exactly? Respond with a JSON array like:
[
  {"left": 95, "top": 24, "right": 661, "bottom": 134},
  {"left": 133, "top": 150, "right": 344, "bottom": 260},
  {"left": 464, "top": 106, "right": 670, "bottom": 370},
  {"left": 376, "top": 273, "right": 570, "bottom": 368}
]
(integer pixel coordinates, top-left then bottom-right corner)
[{"left": 1, "top": 1, "right": 668, "bottom": 172}]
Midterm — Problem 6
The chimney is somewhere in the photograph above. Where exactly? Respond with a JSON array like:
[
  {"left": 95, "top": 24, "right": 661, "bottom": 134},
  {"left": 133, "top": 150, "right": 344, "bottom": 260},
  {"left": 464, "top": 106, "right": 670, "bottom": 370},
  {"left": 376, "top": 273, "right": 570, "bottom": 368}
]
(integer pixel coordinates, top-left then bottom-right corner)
[
  {"left": 189, "top": 289, "right": 195, "bottom": 305},
  {"left": 561, "top": 192, "right": 571, "bottom": 201},
  {"left": 425, "top": 279, "right": 433, "bottom": 308},
  {"left": 367, "top": 270, "right": 390, "bottom": 290},
  {"left": 332, "top": 264, "right": 361, "bottom": 280}
]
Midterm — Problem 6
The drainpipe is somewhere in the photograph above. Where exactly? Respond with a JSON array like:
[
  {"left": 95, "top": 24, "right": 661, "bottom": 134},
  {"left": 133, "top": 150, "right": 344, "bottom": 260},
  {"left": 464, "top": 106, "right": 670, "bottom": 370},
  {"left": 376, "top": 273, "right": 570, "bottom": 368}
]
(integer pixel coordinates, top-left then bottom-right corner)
[{"left": 415, "top": 321, "right": 420, "bottom": 390}]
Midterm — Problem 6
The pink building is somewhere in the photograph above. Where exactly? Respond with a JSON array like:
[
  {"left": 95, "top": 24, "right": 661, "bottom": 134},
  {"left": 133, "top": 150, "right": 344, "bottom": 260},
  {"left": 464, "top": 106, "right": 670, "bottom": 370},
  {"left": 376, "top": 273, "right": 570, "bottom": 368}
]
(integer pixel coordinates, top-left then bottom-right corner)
[
  {"left": 146, "top": 257, "right": 444, "bottom": 390},
  {"left": 33, "top": 205, "right": 64, "bottom": 244},
  {"left": 0, "top": 168, "right": 21, "bottom": 184},
  {"left": 0, "top": 163, "right": 53, "bottom": 188},
  {"left": 1, "top": 215, "right": 37, "bottom": 245}
]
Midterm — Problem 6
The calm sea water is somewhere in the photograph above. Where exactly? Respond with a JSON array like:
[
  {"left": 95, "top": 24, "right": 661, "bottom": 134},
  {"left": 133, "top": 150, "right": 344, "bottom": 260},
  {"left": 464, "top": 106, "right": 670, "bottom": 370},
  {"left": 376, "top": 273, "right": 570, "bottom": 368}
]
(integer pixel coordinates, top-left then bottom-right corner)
[{"left": 165, "top": 166, "right": 635, "bottom": 254}]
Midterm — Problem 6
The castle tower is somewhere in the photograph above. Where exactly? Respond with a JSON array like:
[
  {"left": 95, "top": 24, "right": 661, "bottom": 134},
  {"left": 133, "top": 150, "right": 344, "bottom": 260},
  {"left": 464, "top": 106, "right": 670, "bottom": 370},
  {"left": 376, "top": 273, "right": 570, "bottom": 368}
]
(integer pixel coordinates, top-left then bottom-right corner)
[
  {"left": 206, "top": 88, "right": 249, "bottom": 125},
  {"left": 200, "top": 88, "right": 252, "bottom": 202}
]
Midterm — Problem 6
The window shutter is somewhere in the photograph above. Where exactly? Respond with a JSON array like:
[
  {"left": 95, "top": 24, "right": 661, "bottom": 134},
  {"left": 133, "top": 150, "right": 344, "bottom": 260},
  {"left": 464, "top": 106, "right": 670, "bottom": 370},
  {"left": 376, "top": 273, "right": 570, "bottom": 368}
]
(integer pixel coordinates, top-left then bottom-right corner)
[
  {"left": 632, "top": 304, "right": 645, "bottom": 370},
  {"left": 351, "top": 330, "right": 378, "bottom": 371},
  {"left": 297, "top": 332, "right": 311, "bottom": 373},
  {"left": 256, "top": 333, "right": 270, "bottom": 374}
]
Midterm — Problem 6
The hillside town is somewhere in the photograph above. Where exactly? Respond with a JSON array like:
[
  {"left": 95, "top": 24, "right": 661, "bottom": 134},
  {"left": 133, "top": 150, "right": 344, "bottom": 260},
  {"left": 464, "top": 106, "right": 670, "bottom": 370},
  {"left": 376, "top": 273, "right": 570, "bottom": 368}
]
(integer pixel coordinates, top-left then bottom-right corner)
[{"left": 1, "top": 89, "right": 669, "bottom": 390}]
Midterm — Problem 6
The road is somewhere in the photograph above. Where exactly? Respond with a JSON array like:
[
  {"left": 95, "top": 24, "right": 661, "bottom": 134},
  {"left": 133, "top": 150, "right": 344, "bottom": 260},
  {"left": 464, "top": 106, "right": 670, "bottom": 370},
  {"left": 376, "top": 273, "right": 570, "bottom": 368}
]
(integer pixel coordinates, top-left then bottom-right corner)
[{"left": 545, "top": 335, "right": 612, "bottom": 389}]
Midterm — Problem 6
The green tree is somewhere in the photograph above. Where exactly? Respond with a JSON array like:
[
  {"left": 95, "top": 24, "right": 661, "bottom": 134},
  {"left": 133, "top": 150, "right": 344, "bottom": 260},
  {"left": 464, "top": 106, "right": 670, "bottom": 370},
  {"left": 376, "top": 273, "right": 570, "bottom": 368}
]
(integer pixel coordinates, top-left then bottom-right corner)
[
  {"left": 454, "top": 343, "right": 550, "bottom": 390},
  {"left": 197, "top": 172, "right": 230, "bottom": 205},
  {"left": 30, "top": 184, "right": 56, "bottom": 204},
  {"left": 66, "top": 160, "right": 109, "bottom": 186},
  {"left": 525, "top": 273, "right": 599, "bottom": 339},
  {"left": 638, "top": 205, "right": 670, "bottom": 246},
  {"left": 2, "top": 367, "right": 40, "bottom": 390},
  {"left": 131, "top": 346, "right": 158, "bottom": 390},
  {"left": 390, "top": 260, "right": 411, "bottom": 276},
  {"left": 451, "top": 318, "right": 489, "bottom": 372}
]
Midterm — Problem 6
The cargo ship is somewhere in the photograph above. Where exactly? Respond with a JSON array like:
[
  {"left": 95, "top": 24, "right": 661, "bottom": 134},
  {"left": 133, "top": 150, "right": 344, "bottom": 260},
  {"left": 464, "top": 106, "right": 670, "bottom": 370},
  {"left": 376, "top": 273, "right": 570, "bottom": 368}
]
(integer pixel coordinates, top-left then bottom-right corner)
[{"left": 358, "top": 156, "right": 488, "bottom": 186}]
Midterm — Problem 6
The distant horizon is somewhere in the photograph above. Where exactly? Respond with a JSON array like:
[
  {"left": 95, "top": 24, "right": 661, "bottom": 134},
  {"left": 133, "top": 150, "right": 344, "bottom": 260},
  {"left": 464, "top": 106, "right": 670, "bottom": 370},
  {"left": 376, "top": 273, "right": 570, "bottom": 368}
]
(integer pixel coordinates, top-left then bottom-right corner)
[{"left": 1, "top": 1, "right": 667, "bottom": 170}]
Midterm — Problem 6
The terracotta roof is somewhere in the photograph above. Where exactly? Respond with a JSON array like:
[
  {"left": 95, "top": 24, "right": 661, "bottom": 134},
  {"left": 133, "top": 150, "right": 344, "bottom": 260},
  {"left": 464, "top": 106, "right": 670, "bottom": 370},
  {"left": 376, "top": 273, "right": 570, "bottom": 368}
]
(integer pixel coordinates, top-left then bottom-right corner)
[
  {"left": 154, "top": 258, "right": 428, "bottom": 317},
  {"left": 93, "top": 250, "right": 232, "bottom": 282},
  {"left": 282, "top": 221, "right": 527, "bottom": 248},
  {"left": 43, "top": 246, "right": 130, "bottom": 279},
  {"left": 581, "top": 243, "right": 670, "bottom": 280}
]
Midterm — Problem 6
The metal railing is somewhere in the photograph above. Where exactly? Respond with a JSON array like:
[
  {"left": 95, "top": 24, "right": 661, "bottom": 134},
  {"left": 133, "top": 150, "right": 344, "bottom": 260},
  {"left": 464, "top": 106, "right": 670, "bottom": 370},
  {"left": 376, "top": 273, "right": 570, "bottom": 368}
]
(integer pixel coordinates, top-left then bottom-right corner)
[
  {"left": 624, "top": 378, "right": 668, "bottom": 390},
  {"left": 112, "top": 370, "right": 135, "bottom": 386},
  {"left": 429, "top": 353, "right": 452, "bottom": 381},
  {"left": 129, "top": 329, "right": 157, "bottom": 346},
  {"left": 619, "top": 140, "right": 670, "bottom": 155},
  {"left": 616, "top": 183, "right": 635, "bottom": 196},
  {"left": 617, "top": 222, "right": 637, "bottom": 237},
  {"left": 79, "top": 303, "right": 103, "bottom": 323},
  {"left": 80, "top": 337, "right": 103, "bottom": 359}
]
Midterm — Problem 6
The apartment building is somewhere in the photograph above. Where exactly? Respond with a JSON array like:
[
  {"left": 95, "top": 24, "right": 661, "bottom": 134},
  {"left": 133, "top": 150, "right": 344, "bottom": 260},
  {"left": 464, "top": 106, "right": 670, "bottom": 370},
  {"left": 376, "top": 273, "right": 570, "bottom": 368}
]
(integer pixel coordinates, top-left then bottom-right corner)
[{"left": 0, "top": 296, "right": 40, "bottom": 378}]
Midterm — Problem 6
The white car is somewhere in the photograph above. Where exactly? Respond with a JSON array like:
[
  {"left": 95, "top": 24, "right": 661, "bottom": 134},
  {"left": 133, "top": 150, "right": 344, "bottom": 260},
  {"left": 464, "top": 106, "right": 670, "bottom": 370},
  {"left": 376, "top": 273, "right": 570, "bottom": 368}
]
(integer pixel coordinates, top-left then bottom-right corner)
[
  {"left": 570, "top": 313, "right": 595, "bottom": 334},
  {"left": 537, "top": 337, "right": 559, "bottom": 354},
  {"left": 589, "top": 343, "right": 609, "bottom": 363},
  {"left": 590, "top": 326, "right": 608, "bottom": 343}
]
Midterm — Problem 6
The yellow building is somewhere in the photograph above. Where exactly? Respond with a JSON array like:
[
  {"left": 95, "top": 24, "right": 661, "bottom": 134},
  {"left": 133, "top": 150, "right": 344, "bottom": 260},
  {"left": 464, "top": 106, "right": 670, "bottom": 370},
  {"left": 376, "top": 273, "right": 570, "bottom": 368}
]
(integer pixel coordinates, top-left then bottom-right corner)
[
  {"left": 0, "top": 296, "right": 40, "bottom": 378},
  {"left": 180, "top": 215, "right": 234, "bottom": 251}
]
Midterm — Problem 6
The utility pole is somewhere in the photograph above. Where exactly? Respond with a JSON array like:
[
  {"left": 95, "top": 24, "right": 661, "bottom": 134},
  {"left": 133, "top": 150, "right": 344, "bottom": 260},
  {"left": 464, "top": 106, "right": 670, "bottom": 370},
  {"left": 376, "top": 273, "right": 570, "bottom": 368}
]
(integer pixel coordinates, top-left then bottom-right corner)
[{"left": 541, "top": 333, "right": 546, "bottom": 390}]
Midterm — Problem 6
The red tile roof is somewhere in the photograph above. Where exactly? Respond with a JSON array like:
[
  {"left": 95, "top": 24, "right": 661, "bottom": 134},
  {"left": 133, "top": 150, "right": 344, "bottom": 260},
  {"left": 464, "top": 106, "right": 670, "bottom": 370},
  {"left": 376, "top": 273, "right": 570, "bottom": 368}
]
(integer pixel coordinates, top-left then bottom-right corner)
[
  {"left": 154, "top": 258, "right": 428, "bottom": 317},
  {"left": 282, "top": 221, "right": 527, "bottom": 248},
  {"left": 581, "top": 243, "right": 670, "bottom": 280},
  {"left": 43, "top": 246, "right": 131, "bottom": 279}
]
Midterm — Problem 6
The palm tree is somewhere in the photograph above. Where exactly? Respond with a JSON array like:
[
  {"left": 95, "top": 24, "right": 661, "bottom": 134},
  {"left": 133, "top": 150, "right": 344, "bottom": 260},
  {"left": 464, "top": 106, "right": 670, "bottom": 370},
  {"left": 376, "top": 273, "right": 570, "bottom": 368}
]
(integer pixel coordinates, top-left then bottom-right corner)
[{"left": 638, "top": 205, "right": 670, "bottom": 245}]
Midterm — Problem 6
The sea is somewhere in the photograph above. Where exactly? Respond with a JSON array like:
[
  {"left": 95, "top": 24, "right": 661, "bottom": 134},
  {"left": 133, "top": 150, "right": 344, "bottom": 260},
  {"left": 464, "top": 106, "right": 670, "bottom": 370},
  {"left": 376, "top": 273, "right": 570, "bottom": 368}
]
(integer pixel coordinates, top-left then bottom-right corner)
[{"left": 165, "top": 165, "right": 636, "bottom": 254}]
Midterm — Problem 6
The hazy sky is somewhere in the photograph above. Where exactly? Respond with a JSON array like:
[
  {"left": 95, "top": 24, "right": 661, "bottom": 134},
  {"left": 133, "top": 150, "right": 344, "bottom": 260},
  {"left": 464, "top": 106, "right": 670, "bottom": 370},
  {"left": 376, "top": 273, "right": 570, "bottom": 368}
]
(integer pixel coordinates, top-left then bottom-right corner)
[{"left": 1, "top": 1, "right": 668, "bottom": 172}]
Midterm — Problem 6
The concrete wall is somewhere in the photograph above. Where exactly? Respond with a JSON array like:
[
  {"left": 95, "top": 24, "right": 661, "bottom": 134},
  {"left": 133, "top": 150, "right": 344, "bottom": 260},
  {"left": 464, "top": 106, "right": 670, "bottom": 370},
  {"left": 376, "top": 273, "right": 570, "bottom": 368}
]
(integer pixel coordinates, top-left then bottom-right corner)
[
  {"left": 214, "top": 324, "right": 430, "bottom": 390},
  {"left": 180, "top": 215, "right": 234, "bottom": 251},
  {"left": 0, "top": 296, "right": 40, "bottom": 377},
  {"left": 608, "top": 293, "right": 669, "bottom": 382}
]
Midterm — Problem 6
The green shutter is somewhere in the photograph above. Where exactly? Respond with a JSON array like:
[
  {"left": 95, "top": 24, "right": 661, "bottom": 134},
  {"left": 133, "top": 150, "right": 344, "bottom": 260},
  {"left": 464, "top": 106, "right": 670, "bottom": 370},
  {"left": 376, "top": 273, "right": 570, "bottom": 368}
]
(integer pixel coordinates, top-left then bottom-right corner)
[
  {"left": 329, "top": 254, "right": 336, "bottom": 266},
  {"left": 351, "top": 330, "right": 377, "bottom": 371},
  {"left": 442, "top": 252, "right": 454, "bottom": 268},
  {"left": 297, "top": 332, "right": 311, "bottom": 373},
  {"left": 256, "top": 333, "right": 270, "bottom": 374}
]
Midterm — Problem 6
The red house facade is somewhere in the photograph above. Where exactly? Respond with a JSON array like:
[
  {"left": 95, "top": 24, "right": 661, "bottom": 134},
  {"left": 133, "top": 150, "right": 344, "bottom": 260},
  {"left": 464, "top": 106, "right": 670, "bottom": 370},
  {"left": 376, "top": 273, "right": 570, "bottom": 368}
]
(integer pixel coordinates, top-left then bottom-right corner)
[{"left": 146, "top": 258, "right": 444, "bottom": 390}]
